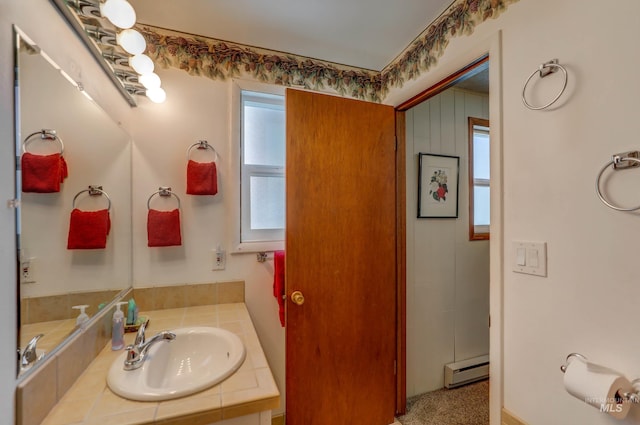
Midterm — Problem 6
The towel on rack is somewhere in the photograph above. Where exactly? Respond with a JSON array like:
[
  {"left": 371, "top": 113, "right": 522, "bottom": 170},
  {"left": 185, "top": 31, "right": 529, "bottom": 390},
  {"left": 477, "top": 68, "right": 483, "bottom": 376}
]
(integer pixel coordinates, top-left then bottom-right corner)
[
  {"left": 186, "top": 160, "right": 218, "bottom": 195},
  {"left": 67, "top": 208, "right": 111, "bottom": 249},
  {"left": 21, "top": 152, "right": 68, "bottom": 193},
  {"left": 273, "top": 250, "right": 285, "bottom": 327},
  {"left": 147, "top": 209, "right": 182, "bottom": 247}
]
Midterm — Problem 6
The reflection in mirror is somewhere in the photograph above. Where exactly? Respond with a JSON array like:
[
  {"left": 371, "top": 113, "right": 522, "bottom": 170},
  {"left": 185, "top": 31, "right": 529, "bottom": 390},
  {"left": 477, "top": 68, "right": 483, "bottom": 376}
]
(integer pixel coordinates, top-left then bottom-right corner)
[{"left": 15, "top": 27, "right": 132, "bottom": 376}]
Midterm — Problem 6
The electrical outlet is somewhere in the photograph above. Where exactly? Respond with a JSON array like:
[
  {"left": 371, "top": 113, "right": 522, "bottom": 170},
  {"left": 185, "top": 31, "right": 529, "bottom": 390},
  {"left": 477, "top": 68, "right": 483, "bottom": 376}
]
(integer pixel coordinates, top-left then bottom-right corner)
[
  {"left": 212, "top": 247, "right": 226, "bottom": 271},
  {"left": 21, "top": 257, "right": 36, "bottom": 284}
]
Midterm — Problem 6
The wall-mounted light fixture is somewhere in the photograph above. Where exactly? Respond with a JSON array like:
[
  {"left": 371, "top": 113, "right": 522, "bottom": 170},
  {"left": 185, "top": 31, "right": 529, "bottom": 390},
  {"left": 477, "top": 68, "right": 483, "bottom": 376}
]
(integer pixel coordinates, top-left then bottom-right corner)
[{"left": 51, "top": 0, "right": 167, "bottom": 105}]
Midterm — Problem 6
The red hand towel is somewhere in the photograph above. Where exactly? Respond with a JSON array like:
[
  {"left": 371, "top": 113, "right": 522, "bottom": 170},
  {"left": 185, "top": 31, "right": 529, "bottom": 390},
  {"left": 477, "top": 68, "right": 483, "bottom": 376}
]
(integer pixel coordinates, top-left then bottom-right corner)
[
  {"left": 147, "top": 209, "right": 182, "bottom": 247},
  {"left": 273, "top": 250, "right": 285, "bottom": 327},
  {"left": 67, "top": 208, "right": 111, "bottom": 249},
  {"left": 186, "top": 160, "right": 218, "bottom": 195},
  {"left": 22, "top": 152, "right": 68, "bottom": 193}
]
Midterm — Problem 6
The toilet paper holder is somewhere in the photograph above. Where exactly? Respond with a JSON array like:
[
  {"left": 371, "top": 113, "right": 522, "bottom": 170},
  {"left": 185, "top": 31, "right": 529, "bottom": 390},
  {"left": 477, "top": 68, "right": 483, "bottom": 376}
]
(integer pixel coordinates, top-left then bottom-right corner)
[{"left": 561, "top": 352, "right": 640, "bottom": 404}]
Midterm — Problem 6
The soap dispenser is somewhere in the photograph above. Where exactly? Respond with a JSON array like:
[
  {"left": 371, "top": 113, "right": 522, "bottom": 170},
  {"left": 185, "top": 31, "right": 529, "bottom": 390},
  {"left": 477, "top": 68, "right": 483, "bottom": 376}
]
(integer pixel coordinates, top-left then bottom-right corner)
[
  {"left": 72, "top": 305, "right": 90, "bottom": 326},
  {"left": 111, "top": 302, "right": 128, "bottom": 350}
]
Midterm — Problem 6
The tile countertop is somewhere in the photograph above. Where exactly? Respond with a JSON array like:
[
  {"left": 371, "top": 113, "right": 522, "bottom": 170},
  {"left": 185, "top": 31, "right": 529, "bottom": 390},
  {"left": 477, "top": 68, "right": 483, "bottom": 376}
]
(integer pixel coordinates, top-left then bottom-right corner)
[{"left": 41, "top": 303, "right": 280, "bottom": 425}]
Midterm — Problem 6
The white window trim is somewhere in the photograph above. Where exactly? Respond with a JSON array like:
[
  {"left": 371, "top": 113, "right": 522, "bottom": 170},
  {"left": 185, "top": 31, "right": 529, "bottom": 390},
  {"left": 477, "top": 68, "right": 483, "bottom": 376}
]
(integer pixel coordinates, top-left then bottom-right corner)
[{"left": 228, "top": 79, "right": 285, "bottom": 254}]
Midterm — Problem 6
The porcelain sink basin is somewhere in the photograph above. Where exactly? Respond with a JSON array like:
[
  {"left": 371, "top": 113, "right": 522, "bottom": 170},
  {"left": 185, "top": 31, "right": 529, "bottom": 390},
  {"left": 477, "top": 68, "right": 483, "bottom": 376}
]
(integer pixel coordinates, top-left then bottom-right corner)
[{"left": 107, "top": 326, "right": 246, "bottom": 401}]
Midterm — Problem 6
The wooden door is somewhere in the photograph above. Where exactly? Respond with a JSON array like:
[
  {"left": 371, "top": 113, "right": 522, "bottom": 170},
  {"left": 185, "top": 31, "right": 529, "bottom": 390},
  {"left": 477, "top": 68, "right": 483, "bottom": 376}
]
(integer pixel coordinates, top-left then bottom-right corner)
[{"left": 286, "top": 89, "right": 397, "bottom": 424}]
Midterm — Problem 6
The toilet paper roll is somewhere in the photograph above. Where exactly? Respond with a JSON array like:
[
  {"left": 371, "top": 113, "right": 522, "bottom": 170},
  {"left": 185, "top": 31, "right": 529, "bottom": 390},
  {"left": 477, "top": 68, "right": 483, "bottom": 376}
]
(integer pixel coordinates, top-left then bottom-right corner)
[{"left": 563, "top": 357, "right": 633, "bottom": 419}]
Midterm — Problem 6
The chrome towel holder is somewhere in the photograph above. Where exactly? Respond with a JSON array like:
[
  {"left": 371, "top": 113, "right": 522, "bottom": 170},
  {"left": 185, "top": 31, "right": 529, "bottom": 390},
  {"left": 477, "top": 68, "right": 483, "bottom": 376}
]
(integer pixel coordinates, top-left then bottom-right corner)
[
  {"left": 147, "top": 187, "right": 181, "bottom": 210},
  {"left": 72, "top": 185, "right": 111, "bottom": 211},
  {"left": 22, "top": 129, "right": 65, "bottom": 154},
  {"left": 522, "top": 59, "right": 568, "bottom": 110},
  {"left": 186, "top": 140, "right": 218, "bottom": 162},
  {"left": 595, "top": 151, "right": 640, "bottom": 211}
]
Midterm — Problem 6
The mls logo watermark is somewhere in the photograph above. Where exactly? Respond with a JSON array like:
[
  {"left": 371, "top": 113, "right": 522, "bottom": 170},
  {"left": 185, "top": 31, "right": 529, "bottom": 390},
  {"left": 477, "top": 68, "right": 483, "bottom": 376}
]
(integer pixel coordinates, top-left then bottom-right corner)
[{"left": 584, "top": 396, "right": 625, "bottom": 413}]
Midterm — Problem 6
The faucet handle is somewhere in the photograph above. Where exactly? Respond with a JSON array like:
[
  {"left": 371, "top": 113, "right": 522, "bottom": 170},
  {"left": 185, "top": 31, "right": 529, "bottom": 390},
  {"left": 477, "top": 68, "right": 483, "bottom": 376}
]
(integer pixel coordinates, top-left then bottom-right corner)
[
  {"left": 21, "top": 334, "right": 44, "bottom": 367},
  {"left": 134, "top": 320, "right": 147, "bottom": 346}
]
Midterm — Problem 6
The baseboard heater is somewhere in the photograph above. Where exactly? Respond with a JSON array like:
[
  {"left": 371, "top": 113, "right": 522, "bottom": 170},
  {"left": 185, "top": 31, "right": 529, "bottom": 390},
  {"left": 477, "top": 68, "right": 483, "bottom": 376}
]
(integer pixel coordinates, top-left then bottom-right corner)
[{"left": 444, "top": 354, "right": 489, "bottom": 388}]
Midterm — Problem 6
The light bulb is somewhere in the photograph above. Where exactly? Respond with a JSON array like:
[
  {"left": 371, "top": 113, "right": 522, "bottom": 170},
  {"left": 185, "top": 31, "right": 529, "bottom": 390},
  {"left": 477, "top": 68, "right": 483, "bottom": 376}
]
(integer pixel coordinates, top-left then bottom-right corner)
[
  {"left": 116, "top": 29, "right": 146, "bottom": 55},
  {"left": 139, "top": 72, "right": 161, "bottom": 89},
  {"left": 129, "top": 54, "right": 154, "bottom": 75},
  {"left": 100, "top": 0, "right": 136, "bottom": 30},
  {"left": 146, "top": 87, "right": 166, "bottom": 103}
]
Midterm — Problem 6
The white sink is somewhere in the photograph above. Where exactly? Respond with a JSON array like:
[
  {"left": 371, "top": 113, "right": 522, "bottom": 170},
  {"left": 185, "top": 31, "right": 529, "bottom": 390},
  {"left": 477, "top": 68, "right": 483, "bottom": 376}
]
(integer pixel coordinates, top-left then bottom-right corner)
[{"left": 107, "top": 326, "right": 246, "bottom": 401}]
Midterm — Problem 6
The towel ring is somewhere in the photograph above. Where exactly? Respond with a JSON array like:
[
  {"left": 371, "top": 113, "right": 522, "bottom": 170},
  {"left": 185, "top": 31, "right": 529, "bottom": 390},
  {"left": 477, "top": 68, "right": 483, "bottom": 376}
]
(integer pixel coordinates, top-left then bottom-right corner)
[
  {"left": 522, "top": 59, "right": 568, "bottom": 110},
  {"left": 22, "top": 129, "right": 65, "bottom": 155},
  {"left": 186, "top": 140, "right": 218, "bottom": 162},
  {"left": 147, "top": 187, "right": 181, "bottom": 210},
  {"left": 72, "top": 185, "right": 111, "bottom": 211},
  {"left": 596, "top": 152, "right": 640, "bottom": 211}
]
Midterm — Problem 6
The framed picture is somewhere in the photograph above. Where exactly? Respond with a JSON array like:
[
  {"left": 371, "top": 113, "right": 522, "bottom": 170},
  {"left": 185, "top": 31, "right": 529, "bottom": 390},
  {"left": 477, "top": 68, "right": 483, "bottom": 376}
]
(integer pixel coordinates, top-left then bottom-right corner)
[{"left": 418, "top": 153, "right": 460, "bottom": 218}]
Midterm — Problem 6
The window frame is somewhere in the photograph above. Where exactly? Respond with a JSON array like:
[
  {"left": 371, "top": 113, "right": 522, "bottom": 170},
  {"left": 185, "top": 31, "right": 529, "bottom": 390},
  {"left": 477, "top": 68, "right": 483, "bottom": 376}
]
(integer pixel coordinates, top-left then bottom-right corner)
[
  {"left": 468, "top": 116, "right": 490, "bottom": 241},
  {"left": 229, "top": 80, "right": 285, "bottom": 254}
]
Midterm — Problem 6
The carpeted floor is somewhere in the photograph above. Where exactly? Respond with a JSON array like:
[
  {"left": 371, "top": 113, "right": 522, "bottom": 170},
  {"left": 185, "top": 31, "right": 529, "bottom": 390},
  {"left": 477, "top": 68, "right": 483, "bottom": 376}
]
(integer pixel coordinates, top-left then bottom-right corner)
[{"left": 397, "top": 380, "right": 489, "bottom": 425}]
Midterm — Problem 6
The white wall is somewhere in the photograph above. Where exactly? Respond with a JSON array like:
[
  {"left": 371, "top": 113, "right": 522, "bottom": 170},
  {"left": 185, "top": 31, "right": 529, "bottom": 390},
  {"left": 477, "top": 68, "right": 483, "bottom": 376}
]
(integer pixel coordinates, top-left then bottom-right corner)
[
  {"left": 389, "top": 0, "right": 640, "bottom": 423},
  {"left": 405, "top": 88, "right": 490, "bottom": 396}
]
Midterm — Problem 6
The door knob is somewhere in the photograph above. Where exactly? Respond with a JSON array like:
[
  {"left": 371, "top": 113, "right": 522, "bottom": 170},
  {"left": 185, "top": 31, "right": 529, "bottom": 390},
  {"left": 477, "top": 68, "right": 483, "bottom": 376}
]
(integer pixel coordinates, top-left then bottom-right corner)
[{"left": 291, "top": 291, "right": 305, "bottom": 306}]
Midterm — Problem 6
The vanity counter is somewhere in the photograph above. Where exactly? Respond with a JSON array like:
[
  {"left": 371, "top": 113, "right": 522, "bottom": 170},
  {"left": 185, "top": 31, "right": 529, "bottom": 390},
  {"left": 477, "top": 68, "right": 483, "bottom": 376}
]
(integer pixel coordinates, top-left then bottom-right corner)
[{"left": 41, "top": 303, "right": 280, "bottom": 425}]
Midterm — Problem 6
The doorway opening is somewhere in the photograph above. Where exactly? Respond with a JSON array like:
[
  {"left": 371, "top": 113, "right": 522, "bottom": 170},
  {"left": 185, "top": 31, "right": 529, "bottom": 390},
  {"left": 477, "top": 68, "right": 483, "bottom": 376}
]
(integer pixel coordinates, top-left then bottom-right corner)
[{"left": 396, "top": 55, "right": 492, "bottom": 424}]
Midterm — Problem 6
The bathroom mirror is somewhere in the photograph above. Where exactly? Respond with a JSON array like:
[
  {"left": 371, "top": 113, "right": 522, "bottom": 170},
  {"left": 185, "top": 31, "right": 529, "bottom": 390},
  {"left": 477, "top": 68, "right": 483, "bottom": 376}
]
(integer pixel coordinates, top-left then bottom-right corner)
[{"left": 14, "top": 26, "right": 132, "bottom": 376}]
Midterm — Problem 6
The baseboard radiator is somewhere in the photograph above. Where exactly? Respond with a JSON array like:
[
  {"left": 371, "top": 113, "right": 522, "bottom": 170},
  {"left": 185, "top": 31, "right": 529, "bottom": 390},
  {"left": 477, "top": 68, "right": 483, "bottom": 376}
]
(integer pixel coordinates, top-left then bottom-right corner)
[{"left": 444, "top": 354, "right": 489, "bottom": 388}]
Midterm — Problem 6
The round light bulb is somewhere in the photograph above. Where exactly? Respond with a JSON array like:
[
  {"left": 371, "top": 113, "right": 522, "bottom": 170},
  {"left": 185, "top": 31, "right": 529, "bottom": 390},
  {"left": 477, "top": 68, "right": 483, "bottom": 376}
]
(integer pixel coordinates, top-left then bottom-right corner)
[
  {"left": 116, "top": 29, "right": 146, "bottom": 55},
  {"left": 129, "top": 54, "right": 154, "bottom": 75},
  {"left": 139, "top": 72, "right": 161, "bottom": 89},
  {"left": 146, "top": 87, "right": 166, "bottom": 103},
  {"left": 100, "top": 0, "right": 136, "bottom": 29}
]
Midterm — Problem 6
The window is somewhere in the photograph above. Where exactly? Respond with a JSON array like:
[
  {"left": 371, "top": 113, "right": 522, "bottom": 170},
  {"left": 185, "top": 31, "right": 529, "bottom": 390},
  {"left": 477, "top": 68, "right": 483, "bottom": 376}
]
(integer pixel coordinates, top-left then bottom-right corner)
[
  {"left": 240, "top": 90, "right": 285, "bottom": 244},
  {"left": 469, "top": 117, "right": 490, "bottom": 240}
]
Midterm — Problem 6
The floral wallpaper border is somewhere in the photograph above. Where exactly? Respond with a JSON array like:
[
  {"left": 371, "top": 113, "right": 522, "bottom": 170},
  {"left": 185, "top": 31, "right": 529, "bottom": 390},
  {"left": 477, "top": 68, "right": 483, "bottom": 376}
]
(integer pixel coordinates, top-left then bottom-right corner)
[{"left": 139, "top": 0, "right": 519, "bottom": 103}]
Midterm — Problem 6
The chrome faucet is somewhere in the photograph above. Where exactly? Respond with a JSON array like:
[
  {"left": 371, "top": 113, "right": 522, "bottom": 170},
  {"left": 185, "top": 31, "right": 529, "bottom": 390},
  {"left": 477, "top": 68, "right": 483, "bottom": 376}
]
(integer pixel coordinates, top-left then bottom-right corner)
[
  {"left": 20, "top": 334, "right": 44, "bottom": 368},
  {"left": 124, "top": 321, "right": 175, "bottom": 371}
]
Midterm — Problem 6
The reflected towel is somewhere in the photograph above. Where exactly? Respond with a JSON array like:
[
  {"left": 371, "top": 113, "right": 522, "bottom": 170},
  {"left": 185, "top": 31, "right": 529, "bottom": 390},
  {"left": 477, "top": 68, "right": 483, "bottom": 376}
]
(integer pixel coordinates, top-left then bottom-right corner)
[
  {"left": 147, "top": 209, "right": 182, "bottom": 247},
  {"left": 273, "top": 250, "right": 285, "bottom": 327},
  {"left": 186, "top": 160, "right": 218, "bottom": 195},
  {"left": 22, "top": 153, "right": 68, "bottom": 193},
  {"left": 67, "top": 208, "right": 111, "bottom": 249}
]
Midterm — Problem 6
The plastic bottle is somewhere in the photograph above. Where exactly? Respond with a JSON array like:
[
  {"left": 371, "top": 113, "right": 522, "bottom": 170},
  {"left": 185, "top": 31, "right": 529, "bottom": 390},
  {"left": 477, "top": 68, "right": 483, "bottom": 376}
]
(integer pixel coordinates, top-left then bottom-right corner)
[
  {"left": 111, "top": 302, "right": 128, "bottom": 350},
  {"left": 126, "top": 298, "right": 138, "bottom": 325},
  {"left": 72, "top": 305, "right": 90, "bottom": 326}
]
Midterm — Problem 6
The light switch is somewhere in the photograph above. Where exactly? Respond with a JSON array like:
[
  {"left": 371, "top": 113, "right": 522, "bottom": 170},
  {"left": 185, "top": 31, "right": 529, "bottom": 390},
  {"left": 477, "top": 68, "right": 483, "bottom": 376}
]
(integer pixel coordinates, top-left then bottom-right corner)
[
  {"left": 527, "top": 248, "right": 539, "bottom": 267},
  {"left": 512, "top": 241, "right": 547, "bottom": 277},
  {"left": 516, "top": 248, "right": 526, "bottom": 266}
]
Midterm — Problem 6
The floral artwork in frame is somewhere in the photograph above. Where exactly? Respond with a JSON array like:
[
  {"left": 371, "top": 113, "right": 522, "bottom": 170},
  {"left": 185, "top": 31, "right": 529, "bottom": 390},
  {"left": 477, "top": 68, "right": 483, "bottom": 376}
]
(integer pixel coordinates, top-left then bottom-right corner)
[{"left": 418, "top": 153, "right": 460, "bottom": 218}]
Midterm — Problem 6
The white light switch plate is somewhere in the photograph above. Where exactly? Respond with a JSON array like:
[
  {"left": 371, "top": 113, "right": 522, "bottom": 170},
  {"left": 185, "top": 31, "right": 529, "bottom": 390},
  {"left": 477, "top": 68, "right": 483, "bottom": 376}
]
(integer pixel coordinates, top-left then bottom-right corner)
[{"left": 512, "top": 241, "right": 547, "bottom": 277}]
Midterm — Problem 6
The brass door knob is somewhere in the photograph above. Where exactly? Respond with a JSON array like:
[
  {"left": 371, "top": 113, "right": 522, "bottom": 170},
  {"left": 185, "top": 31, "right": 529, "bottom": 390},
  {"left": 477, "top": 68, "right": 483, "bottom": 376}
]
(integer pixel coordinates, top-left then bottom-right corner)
[{"left": 291, "top": 291, "right": 305, "bottom": 306}]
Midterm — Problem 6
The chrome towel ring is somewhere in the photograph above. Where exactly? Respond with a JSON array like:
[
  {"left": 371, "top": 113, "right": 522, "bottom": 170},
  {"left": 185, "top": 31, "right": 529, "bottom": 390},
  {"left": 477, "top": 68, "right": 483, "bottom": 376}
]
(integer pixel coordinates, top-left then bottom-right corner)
[
  {"left": 186, "top": 140, "right": 218, "bottom": 162},
  {"left": 72, "top": 185, "right": 111, "bottom": 211},
  {"left": 522, "top": 59, "right": 568, "bottom": 110},
  {"left": 596, "top": 151, "right": 640, "bottom": 211},
  {"left": 147, "top": 187, "right": 181, "bottom": 210},
  {"left": 22, "top": 129, "right": 65, "bottom": 154}
]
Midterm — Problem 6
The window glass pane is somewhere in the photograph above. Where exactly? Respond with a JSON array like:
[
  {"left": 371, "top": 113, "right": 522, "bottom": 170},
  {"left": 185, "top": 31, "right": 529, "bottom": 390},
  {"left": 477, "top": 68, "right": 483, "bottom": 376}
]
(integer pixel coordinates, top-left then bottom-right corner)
[
  {"left": 473, "top": 130, "right": 490, "bottom": 180},
  {"left": 242, "top": 93, "right": 285, "bottom": 167},
  {"left": 474, "top": 186, "right": 491, "bottom": 226},
  {"left": 250, "top": 175, "right": 285, "bottom": 230}
]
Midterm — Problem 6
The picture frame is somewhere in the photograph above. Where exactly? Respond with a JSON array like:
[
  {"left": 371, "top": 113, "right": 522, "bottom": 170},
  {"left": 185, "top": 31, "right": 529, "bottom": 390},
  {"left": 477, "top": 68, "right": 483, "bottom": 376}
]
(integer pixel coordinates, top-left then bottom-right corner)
[{"left": 418, "top": 153, "right": 460, "bottom": 218}]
